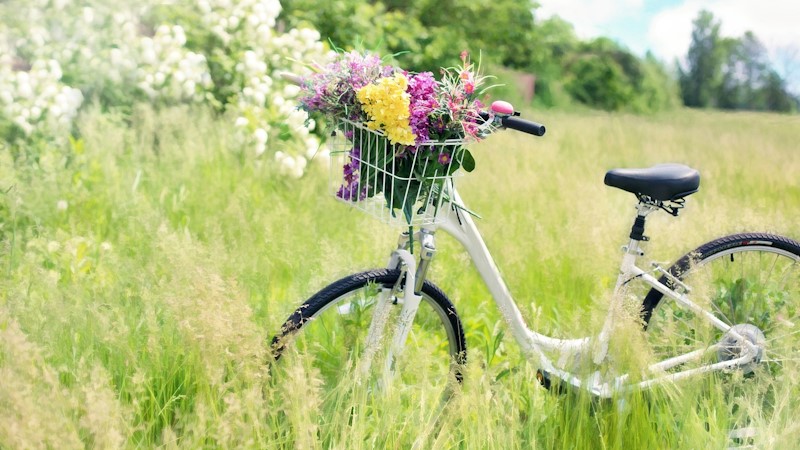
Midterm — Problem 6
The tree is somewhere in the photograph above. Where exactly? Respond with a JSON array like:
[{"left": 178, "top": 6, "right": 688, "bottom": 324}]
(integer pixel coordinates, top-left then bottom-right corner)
[
  {"left": 761, "top": 70, "right": 796, "bottom": 112},
  {"left": 280, "top": 0, "right": 682, "bottom": 111},
  {"left": 679, "top": 10, "right": 724, "bottom": 107},
  {"left": 722, "top": 32, "right": 769, "bottom": 109},
  {"left": 564, "top": 38, "right": 678, "bottom": 112},
  {"left": 280, "top": 0, "right": 538, "bottom": 73}
]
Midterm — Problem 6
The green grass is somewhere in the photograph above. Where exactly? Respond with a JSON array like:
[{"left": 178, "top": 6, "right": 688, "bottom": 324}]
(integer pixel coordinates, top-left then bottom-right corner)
[{"left": 1, "top": 104, "right": 799, "bottom": 448}]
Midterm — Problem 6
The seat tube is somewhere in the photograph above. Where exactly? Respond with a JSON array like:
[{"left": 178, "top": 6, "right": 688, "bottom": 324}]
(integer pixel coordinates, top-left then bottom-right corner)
[{"left": 595, "top": 202, "right": 657, "bottom": 363}]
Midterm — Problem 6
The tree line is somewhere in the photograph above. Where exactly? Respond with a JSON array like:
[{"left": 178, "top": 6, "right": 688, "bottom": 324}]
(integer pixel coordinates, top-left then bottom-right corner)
[
  {"left": 280, "top": 1, "right": 798, "bottom": 113},
  {"left": 680, "top": 10, "right": 797, "bottom": 112}
]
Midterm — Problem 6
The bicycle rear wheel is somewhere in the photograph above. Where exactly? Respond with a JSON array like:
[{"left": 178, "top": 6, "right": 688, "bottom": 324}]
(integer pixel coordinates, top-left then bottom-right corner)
[
  {"left": 271, "top": 269, "right": 466, "bottom": 389},
  {"left": 641, "top": 233, "right": 800, "bottom": 425}
]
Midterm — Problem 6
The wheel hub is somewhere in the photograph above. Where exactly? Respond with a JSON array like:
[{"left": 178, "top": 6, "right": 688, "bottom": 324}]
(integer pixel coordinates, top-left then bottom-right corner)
[{"left": 717, "top": 324, "right": 766, "bottom": 374}]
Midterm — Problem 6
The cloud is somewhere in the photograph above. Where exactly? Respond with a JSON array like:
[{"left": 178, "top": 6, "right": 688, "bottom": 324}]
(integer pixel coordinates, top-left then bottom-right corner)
[{"left": 537, "top": 0, "right": 645, "bottom": 39}]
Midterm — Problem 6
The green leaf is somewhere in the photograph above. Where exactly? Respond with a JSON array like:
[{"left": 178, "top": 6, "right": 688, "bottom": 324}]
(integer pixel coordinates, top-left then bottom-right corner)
[{"left": 461, "top": 149, "right": 475, "bottom": 172}]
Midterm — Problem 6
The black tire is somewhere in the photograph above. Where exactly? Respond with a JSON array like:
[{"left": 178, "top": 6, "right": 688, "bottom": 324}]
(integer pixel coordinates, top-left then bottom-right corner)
[
  {"left": 271, "top": 269, "right": 466, "bottom": 387},
  {"left": 641, "top": 232, "right": 800, "bottom": 417}
]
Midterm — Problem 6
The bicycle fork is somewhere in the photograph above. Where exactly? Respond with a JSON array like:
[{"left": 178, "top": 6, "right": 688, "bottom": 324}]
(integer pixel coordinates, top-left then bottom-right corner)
[{"left": 359, "top": 230, "right": 437, "bottom": 383}]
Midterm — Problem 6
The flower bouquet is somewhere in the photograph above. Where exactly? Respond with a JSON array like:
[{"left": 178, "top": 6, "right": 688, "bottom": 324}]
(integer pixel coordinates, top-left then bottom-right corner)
[{"left": 298, "top": 51, "right": 492, "bottom": 225}]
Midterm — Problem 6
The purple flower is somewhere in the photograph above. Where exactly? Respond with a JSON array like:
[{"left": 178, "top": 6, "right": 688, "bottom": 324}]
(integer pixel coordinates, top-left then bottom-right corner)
[
  {"left": 407, "top": 72, "right": 438, "bottom": 146},
  {"left": 336, "top": 146, "right": 366, "bottom": 202},
  {"left": 298, "top": 51, "right": 396, "bottom": 122}
]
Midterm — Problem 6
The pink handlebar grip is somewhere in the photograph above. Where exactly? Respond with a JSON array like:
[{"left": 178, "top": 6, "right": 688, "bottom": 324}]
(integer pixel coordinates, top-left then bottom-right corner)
[{"left": 491, "top": 100, "right": 514, "bottom": 115}]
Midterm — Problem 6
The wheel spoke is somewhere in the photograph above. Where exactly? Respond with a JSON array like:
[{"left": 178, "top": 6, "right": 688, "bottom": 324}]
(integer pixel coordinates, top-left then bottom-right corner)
[
  {"left": 643, "top": 236, "right": 800, "bottom": 421},
  {"left": 764, "top": 328, "right": 800, "bottom": 343}
]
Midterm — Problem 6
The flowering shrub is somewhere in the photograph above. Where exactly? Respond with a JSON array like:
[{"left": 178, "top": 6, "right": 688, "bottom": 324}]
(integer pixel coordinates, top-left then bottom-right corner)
[
  {"left": 0, "top": 57, "right": 83, "bottom": 139},
  {"left": 0, "top": 0, "right": 329, "bottom": 177},
  {"left": 298, "top": 51, "right": 491, "bottom": 222},
  {"left": 135, "top": 25, "right": 213, "bottom": 103}
]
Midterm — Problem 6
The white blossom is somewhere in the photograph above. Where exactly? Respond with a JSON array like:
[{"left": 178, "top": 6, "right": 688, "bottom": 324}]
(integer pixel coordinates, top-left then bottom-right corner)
[
  {"left": 253, "top": 128, "right": 268, "bottom": 144},
  {"left": 1, "top": 0, "right": 328, "bottom": 177}
]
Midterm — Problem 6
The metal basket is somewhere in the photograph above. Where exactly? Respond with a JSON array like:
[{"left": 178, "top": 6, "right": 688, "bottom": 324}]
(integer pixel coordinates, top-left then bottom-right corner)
[{"left": 329, "top": 118, "right": 467, "bottom": 226}]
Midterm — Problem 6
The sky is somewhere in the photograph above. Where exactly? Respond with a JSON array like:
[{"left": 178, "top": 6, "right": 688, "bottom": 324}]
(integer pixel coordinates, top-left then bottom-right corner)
[{"left": 536, "top": 0, "right": 800, "bottom": 86}]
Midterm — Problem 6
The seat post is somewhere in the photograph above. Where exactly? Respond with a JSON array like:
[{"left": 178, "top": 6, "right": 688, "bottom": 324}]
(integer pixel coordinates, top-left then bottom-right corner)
[{"left": 629, "top": 201, "right": 660, "bottom": 242}]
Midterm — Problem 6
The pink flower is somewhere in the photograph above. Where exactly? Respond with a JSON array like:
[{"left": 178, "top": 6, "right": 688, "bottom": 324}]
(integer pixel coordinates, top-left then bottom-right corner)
[{"left": 460, "top": 70, "right": 475, "bottom": 94}]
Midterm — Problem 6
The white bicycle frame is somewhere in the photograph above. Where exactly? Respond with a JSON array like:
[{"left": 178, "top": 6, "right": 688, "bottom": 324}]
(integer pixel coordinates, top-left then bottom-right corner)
[{"left": 372, "top": 187, "right": 761, "bottom": 398}]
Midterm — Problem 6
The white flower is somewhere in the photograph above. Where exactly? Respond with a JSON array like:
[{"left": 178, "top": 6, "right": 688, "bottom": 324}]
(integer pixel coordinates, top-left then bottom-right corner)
[
  {"left": 283, "top": 84, "right": 300, "bottom": 98},
  {"left": 281, "top": 155, "right": 295, "bottom": 169},
  {"left": 13, "top": 116, "right": 33, "bottom": 135},
  {"left": 47, "top": 60, "right": 63, "bottom": 80},
  {"left": 100, "top": 242, "right": 113, "bottom": 252},
  {"left": 154, "top": 71, "right": 166, "bottom": 86},
  {"left": 82, "top": 7, "right": 94, "bottom": 24},
  {"left": 286, "top": 109, "right": 307, "bottom": 131},
  {"left": 255, "top": 142, "right": 266, "bottom": 156},
  {"left": 252, "top": 90, "right": 265, "bottom": 105},
  {"left": 183, "top": 80, "right": 196, "bottom": 97},
  {"left": 172, "top": 25, "right": 187, "bottom": 46},
  {"left": 305, "top": 136, "right": 320, "bottom": 159},
  {"left": 56, "top": 200, "right": 68, "bottom": 211},
  {"left": 253, "top": 128, "right": 268, "bottom": 144},
  {"left": 17, "top": 80, "right": 33, "bottom": 99},
  {"left": 234, "top": 117, "right": 249, "bottom": 127}
]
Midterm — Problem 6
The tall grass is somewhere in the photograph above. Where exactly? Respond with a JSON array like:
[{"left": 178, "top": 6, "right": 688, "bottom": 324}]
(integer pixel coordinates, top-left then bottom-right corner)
[{"left": 1, "top": 104, "right": 798, "bottom": 448}]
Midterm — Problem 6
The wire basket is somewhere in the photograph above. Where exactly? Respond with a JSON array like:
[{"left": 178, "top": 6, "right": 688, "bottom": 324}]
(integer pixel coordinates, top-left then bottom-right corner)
[{"left": 329, "top": 118, "right": 467, "bottom": 226}]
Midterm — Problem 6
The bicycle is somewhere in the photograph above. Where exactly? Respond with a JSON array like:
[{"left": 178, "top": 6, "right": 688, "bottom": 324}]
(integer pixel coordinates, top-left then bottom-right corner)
[{"left": 270, "top": 100, "right": 800, "bottom": 408}]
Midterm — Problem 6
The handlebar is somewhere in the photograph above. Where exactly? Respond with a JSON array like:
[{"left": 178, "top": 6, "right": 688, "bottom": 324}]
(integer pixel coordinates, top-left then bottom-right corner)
[
  {"left": 499, "top": 115, "right": 546, "bottom": 137},
  {"left": 479, "top": 101, "right": 546, "bottom": 137}
]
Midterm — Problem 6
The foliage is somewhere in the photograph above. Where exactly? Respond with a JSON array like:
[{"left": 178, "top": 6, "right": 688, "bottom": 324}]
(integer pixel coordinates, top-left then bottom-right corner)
[
  {"left": 280, "top": 1, "right": 681, "bottom": 112},
  {"left": 564, "top": 38, "right": 679, "bottom": 112},
  {"left": 281, "top": 0, "right": 536, "bottom": 72},
  {"left": 680, "top": 10, "right": 798, "bottom": 112}
]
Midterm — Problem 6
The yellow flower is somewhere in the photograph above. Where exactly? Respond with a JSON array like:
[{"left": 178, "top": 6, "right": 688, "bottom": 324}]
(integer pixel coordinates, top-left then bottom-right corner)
[{"left": 356, "top": 73, "right": 415, "bottom": 146}]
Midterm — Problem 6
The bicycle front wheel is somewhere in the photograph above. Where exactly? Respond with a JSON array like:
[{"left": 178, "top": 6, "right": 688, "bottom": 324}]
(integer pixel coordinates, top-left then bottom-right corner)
[{"left": 271, "top": 269, "right": 466, "bottom": 389}]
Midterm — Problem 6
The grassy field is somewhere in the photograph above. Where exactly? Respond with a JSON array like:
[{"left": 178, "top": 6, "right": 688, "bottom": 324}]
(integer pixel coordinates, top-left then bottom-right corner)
[{"left": 1, "top": 105, "right": 799, "bottom": 448}]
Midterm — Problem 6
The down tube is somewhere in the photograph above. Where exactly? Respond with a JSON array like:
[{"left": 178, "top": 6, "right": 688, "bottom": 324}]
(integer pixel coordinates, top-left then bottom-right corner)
[{"left": 437, "top": 198, "right": 587, "bottom": 361}]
